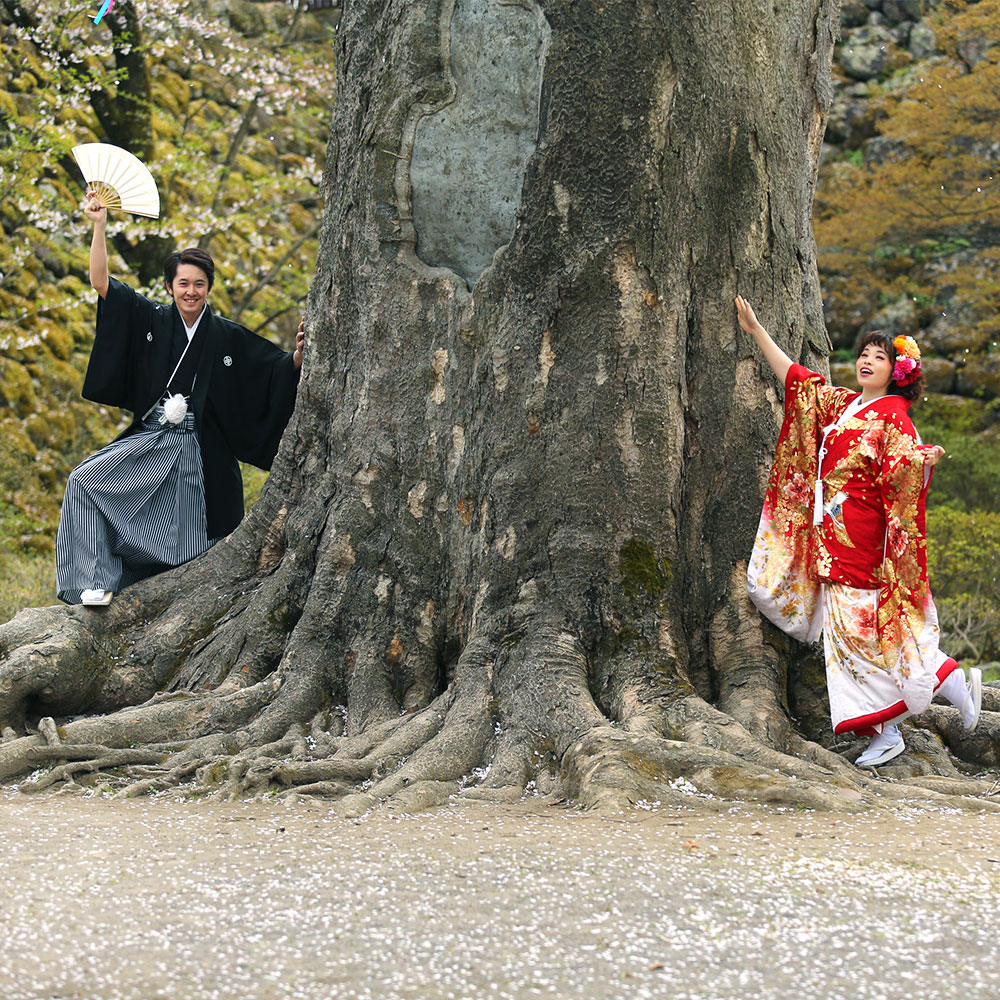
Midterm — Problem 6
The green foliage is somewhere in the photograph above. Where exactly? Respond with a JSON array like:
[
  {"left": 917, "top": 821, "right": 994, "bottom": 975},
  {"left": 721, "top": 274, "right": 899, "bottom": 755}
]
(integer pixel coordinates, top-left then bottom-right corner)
[
  {"left": 920, "top": 432, "right": 1000, "bottom": 512},
  {"left": 241, "top": 463, "right": 268, "bottom": 511},
  {"left": 914, "top": 393, "right": 1000, "bottom": 513},
  {"left": 926, "top": 506, "right": 1000, "bottom": 662}
]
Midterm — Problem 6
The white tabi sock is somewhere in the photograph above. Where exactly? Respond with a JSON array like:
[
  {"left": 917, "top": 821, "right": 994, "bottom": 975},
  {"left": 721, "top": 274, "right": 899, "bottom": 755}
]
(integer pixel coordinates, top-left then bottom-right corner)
[
  {"left": 938, "top": 668, "right": 967, "bottom": 709},
  {"left": 867, "top": 724, "right": 902, "bottom": 752}
]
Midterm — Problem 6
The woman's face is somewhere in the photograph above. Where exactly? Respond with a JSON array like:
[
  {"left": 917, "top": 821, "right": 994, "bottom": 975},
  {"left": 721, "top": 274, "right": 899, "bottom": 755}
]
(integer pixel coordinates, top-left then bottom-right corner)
[{"left": 856, "top": 343, "right": 893, "bottom": 394}]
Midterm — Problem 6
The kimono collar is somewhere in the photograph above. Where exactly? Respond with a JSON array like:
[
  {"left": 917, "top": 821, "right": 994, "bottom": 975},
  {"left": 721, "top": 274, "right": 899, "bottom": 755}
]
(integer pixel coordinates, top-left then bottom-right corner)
[
  {"left": 846, "top": 391, "right": 911, "bottom": 419},
  {"left": 182, "top": 304, "right": 208, "bottom": 341}
]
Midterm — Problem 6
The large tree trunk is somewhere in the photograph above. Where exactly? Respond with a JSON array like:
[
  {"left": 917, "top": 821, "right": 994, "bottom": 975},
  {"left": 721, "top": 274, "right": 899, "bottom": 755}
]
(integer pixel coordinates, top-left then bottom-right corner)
[{"left": 2, "top": 0, "right": 998, "bottom": 810}]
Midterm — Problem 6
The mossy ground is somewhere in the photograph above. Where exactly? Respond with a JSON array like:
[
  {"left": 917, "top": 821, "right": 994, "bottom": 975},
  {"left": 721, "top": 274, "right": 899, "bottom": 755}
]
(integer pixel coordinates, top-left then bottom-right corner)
[{"left": 0, "top": 549, "right": 57, "bottom": 619}]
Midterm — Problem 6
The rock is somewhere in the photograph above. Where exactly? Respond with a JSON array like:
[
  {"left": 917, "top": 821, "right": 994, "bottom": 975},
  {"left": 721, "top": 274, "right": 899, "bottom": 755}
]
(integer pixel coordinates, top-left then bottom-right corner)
[
  {"left": 822, "top": 276, "right": 882, "bottom": 349},
  {"left": 826, "top": 98, "right": 877, "bottom": 145},
  {"left": 890, "top": 20, "right": 914, "bottom": 46},
  {"left": 924, "top": 311, "right": 973, "bottom": 356},
  {"left": 881, "top": 1, "right": 907, "bottom": 25},
  {"left": 826, "top": 84, "right": 878, "bottom": 145},
  {"left": 908, "top": 21, "right": 937, "bottom": 59},
  {"left": 956, "top": 357, "right": 1000, "bottom": 400},
  {"left": 863, "top": 135, "right": 907, "bottom": 167},
  {"left": 840, "top": 26, "right": 895, "bottom": 80},
  {"left": 920, "top": 357, "right": 956, "bottom": 393},
  {"left": 862, "top": 0, "right": 884, "bottom": 10},
  {"left": 884, "top": 0, "right": 927, "bottom": 22},
  {"left": 869, "top": 295, "right": 919, "bottom": 337},
  {"left": 840, "top": 1, "right": 870, "bottom": 28},
  {"left": 957, "top": 34, "right": 993, "bottom": 68}
]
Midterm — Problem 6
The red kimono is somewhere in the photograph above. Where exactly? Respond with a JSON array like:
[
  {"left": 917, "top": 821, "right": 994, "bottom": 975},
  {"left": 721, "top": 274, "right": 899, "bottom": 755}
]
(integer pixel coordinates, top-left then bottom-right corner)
[{"left": 747, "top": 364, "right": 955, "bottom": 734}]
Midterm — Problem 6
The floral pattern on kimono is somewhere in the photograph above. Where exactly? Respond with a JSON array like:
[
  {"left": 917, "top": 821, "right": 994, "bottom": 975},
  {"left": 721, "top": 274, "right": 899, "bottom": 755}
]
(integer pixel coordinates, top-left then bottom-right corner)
[
  {"left": 747, "top": 364, "right": 950, "bottom": 733},
  {"left": 746, "top": 365, "right": 852, "bottom": 642}
]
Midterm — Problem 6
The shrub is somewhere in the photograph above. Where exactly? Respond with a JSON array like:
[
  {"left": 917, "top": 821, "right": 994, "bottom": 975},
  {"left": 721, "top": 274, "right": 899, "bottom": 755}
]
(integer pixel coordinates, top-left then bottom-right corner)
[{"left": 927, "top": 506, "right": 1000, "bottom": 662}]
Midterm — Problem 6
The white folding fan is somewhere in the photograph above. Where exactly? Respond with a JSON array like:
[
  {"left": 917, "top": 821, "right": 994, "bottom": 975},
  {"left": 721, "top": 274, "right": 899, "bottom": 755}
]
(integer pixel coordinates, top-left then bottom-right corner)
[{"left": 72, "top": 142, "right": 160, "bottom": 218}]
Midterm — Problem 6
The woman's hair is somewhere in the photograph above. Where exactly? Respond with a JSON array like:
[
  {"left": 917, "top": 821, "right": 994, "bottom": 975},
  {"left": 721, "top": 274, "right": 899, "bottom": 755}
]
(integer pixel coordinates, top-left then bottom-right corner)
[
  {"left": 856, "top": 329, "right": 924, "bottom": 401},
  {"left": 164, "top": 248, "right": 215, "bottom": 290}
]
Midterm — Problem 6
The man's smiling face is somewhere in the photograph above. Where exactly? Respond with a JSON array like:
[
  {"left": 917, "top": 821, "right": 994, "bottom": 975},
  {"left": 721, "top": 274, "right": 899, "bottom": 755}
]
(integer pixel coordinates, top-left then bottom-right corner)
[{"left": 166, "top": 263, "right": 209, "bottom": 324}]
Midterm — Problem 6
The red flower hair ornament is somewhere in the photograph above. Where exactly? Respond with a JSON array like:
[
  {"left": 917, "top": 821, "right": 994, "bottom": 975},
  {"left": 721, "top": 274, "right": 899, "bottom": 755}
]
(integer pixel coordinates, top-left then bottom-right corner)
[{"left": 892, "top": 335, "right": 922, "bottom": 387}]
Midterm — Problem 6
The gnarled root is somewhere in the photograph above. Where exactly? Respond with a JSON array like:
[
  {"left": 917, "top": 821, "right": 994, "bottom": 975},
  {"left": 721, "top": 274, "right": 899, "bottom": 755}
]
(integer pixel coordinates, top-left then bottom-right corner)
[
  {"left": 0, "top": 608, "right": 117, "bottom": 732},
  {"left": 3, "top": 602, "right": 999, "bottom": 816}
]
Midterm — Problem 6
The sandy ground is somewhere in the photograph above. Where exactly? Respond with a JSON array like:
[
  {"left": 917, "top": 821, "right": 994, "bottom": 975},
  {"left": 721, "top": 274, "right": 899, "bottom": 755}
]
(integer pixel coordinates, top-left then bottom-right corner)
[{"left": 1, "top": 790, "right": 998, "bottom": 1000}]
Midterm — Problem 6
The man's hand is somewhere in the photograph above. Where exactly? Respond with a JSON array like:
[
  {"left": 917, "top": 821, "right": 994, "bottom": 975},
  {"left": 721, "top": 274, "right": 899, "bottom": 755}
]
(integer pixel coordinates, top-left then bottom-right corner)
[
  {"left": 84, "top": 190, "right": 107, "bottom": 226},
  {"left": 293, "top": 316, "right": 305, "bottom": 369}
]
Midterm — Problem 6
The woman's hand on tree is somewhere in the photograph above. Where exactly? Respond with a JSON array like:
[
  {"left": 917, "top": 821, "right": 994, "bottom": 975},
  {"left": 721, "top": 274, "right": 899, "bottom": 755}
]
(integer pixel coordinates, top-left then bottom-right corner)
[
  {"left": 735, "top": 294, "right": 793, "bottom": 384},
  {"left": 734, "top": 294, "right": 762, "bottom": 335}
]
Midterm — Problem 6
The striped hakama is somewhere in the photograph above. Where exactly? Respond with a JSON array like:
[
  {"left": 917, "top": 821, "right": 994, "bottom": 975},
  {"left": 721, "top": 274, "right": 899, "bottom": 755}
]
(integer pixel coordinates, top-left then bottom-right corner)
[{"left": 56, "top": 405, "right": 213, "bottom": 604}]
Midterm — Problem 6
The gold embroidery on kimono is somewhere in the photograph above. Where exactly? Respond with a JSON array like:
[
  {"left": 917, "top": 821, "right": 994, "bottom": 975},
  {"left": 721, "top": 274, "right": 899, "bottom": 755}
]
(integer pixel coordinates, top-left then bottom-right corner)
[{"left": 747, "top": 364, "right": 948, "bottom": 734}]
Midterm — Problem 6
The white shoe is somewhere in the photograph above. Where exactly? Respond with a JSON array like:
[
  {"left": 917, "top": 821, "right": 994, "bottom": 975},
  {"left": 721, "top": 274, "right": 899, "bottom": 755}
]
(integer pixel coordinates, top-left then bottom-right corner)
[
  {"left": 855, "top": 726, "right": 905, "bottom": 768},
  {"left": 80, "top": 589, "right": 113, "bottom": 606},
  {"left": 962, "top": 667, "right": 983, "bottom": 731}
]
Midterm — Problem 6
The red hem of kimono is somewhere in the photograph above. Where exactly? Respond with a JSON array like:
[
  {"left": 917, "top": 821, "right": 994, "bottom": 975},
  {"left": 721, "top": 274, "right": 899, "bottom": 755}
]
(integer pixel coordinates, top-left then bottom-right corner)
[{"left": 834, "top": 658, "right": 960, "bottom": 736}]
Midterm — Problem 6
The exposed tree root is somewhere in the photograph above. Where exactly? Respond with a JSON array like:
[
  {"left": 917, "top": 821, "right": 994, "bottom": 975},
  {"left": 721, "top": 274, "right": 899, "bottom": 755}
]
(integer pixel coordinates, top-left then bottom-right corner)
[
  {"left": 19, "top": 747, "right": 169, "bottom": 793},
  {"left": 2, "top": 595, "right": 998, "bottom": 817},
  {"left": 6, "top": 690, "right": 1000, "bottom": 815}
]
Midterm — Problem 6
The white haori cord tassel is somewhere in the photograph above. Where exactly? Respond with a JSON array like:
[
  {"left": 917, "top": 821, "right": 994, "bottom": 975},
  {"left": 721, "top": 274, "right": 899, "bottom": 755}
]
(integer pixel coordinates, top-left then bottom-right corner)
[
  {"left": 813, "top": 478, "right": 824, "bottom": 525},
  {"left": 814, "top": 420, "right": 837, "bottom": 527},
  {"left": 159, "top": 392, "right": 189, "bottom": 425}
]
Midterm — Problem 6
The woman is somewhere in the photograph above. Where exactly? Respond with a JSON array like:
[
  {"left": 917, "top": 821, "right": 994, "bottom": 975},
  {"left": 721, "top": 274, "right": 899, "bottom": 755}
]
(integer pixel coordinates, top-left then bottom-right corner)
[{"left": 735, "top": 295, "right": 981, "bottom": 767}]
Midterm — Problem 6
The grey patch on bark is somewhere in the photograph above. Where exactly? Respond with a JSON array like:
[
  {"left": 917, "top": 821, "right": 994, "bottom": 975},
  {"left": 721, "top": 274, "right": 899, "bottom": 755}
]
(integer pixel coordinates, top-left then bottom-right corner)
[{"left": 408, "top": 0, "right": 550, "bottom": 284}]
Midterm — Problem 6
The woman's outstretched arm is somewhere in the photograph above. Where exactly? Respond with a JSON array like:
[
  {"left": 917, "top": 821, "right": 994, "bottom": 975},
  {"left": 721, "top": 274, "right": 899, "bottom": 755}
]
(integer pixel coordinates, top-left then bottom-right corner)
[{"left": 735, "top": 295, "right": 793, "bottom": 385}]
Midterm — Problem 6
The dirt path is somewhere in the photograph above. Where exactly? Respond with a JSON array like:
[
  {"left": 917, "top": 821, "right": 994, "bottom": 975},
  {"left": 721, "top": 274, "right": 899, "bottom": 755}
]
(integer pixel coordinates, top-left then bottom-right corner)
[{"left": 1, "top": 790, "right": 998, "bottom": 1000}]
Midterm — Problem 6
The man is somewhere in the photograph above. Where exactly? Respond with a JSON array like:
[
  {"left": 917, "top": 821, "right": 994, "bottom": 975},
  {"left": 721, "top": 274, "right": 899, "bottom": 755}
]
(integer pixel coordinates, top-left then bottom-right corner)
[{"left": 56, "top": 193, "right": 304, "bottom": 606}]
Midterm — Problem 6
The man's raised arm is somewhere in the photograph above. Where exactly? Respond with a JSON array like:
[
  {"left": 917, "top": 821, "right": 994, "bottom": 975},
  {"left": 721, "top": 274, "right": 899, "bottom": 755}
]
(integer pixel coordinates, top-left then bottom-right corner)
[{"left": 84, "top": 192, "right": 110, "bottom": 299}]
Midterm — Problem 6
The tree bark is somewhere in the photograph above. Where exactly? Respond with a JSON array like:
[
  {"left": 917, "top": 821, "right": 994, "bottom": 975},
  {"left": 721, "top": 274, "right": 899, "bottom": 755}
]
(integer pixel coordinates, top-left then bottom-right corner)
[{"left": 2, "top": 0, "right": 998, "bottom": 810}]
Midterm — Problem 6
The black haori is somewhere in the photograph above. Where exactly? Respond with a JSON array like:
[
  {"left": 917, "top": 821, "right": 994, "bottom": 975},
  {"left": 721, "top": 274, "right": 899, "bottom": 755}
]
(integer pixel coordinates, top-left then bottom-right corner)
[
  {"left": 56, "top": 277, "right": 300, "bottom": 603},
  {"left": 81, "top": 277, "right": 299, "bottom": 539}
]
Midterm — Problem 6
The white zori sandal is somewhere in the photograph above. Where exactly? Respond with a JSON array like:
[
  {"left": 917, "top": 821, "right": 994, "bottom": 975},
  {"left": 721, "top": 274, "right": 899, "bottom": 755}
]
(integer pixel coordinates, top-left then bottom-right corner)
[
  {"left": 80, "top": 589, "right": 114, "bottom": 606},
  {"left": 962, "top": 668, "right": 983, "bottom": 731},
  {"left": 855, "top": 725, "right": 905, "bottom": 768}
]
